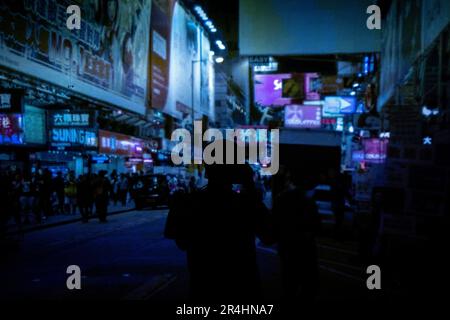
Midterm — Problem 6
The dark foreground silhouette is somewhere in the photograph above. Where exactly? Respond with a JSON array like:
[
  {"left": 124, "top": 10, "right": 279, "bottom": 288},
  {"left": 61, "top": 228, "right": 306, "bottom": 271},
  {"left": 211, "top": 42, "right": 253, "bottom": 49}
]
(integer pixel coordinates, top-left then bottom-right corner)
[{"left": 165, "top": 163, "right": 272, "bottom": 303}]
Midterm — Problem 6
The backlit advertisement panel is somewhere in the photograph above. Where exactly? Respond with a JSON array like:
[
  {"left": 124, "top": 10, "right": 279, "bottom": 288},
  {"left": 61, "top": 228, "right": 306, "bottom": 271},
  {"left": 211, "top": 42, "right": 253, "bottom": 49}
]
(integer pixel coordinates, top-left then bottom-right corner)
[
  {"left": 0, "top": 0, "right": 151, "bottom": 115},
  {"left": 363, "top": 138, "right": 388, "bottom": 163},
  {"left": 284, "top": 105, "right": 322, "bottom": 128},
  {"left": 149, "top": 0, "right": 176, "bottom": 111},
  {"left": 152, "top": 2, "right": 214, "bottom": 121},
  {"left": 323, "top": 96, "right": 357, "bottom": 116},
  {"left": 254, "top": 74, "right": 296, "bottom": 106},
  {"left": 99, "top": 130, "right": 144, "bottom": 157},
  {"left": 240, "top": 0, "right": 381, "bottom": 55},
  {"left": 50, "top": 128, "right": 97, "bottom": 150},
  {"left": 0, "top": 114, "right": 24, "bottom": 145}
]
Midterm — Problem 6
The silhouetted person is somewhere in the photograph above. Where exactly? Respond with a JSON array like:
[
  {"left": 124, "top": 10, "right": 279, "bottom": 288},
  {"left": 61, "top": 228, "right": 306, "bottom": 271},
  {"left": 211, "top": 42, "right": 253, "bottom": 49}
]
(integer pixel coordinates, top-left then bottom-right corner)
[
  {"left": 77, "top": 175, "right": 91, "bottom": 223},
  {"left": 188, "top": 176, "right": 197, "bottom": 193},
  {"left": 39, "top": 169, "right": 53, "bottom": 219},
  {"left": 165, "top": 159, "right": 272, "bottom": 303},
  {"left": 10, "top": 172, "right": 22, "bottom": 227},
  {"left": 93, "top": 171, "right": 111, "bottom": 222},
  {"left": 0, "top": 171, "right": 11, "bottom": 241},
  {"left": 329, "top": 168, "right": 346, "bottom": 239},
  {"left": 53, "top": 171, "right": 65, "bottom": 215},
  {"left": 272, "top": 168, "right": 320, "bottom": 303}
]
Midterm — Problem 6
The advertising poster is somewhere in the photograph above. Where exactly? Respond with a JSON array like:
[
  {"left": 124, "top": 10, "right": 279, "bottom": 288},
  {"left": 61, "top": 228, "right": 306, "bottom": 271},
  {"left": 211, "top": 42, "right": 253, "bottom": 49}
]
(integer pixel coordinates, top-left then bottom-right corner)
[
  {"left": 239, "top": 0, "right": 381, "bottom": 56},
  {"left": 149, "top": 1, "right": 214, "bottom": 121},
  {"left": 0, "top": 0, "right": 151, "bottom": 115},
  {"left": 284, "top": 105, "right": 321, "bottom": 128},
  {"left": 200, "top": 31, "right": 213, "bottom": 118},
  {"left": 363, "top": 138, "right": 389, "bottom": 163},
  {"left": 254, "top": 73, "right": 296, "bottom": 106},
  {"left": 0, "top": 114, "right": 24, "bottom": 145},
  {"left": 24, "top": 105, "right": 46, "bottom": 145},
  {"left": 99, "top": 130, "right": 144, "bottom": 157},
  {"left": 161, "top": 2, "right": 198, "bottom": 120},
  {"left": 149, "top": 0, "right": 176, "bottom": 110},
  {"left": 304, "top": 73, "right": 320, "bottom": 101}
]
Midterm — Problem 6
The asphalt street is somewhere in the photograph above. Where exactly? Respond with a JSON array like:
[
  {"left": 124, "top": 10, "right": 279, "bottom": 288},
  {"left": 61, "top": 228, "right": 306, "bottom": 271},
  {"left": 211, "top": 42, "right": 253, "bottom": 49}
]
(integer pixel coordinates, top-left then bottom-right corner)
[{"left": 0, "top": 209, "right": 373, "bottom": 302}]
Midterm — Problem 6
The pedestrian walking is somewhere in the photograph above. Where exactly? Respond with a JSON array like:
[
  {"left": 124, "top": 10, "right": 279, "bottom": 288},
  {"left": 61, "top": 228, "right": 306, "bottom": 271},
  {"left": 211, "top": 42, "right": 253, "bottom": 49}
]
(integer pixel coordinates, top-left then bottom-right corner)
[{"left": 93, "top": 171, "right": 111, "bottom": 222}]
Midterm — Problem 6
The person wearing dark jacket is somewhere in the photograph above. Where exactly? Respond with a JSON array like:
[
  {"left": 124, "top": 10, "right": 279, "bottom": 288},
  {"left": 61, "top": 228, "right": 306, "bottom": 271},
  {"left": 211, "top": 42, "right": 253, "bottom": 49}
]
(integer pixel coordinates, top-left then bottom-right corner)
[
  {"left": 272, "top": 168, "right": 321, "bottom": 303},
  {"left": 53, "top": 171, "right": 66, "bottom": 215},
  {"left": 165, "top": 160, "right": 272, "bottom": 303},
  {"left": 93, "top": 171, "right": 111, "bottom": 223}
]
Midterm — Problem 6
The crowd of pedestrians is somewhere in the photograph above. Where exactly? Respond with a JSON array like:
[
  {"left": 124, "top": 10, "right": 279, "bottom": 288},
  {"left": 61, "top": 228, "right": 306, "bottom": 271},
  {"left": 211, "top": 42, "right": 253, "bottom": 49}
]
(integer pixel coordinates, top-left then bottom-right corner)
[{"left": 0, "top": 168, "right": 140, "bottom": 229}]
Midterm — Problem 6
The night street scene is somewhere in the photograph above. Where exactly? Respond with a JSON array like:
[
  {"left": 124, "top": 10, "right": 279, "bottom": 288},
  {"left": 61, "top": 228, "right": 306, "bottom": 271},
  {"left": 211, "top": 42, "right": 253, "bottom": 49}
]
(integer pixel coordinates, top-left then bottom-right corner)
[{"left": 0, "top": 0, "right": 449, "bottom": 317}]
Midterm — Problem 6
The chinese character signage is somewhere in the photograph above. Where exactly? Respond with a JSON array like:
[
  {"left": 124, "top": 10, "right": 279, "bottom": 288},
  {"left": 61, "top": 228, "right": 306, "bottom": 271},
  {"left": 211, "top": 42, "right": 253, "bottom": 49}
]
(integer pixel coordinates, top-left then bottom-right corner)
[
  {"left": 0, "top": 114, "right": 24, "bottom": 145},
  {"left": 49, "top": 111, "right": 94, "bottom": 127},
  {"left": 0, "top": 89, "right": 24, "bottom": 113},
  {"left": 0, "top": 1, "right": 150, "bottom": 115},
  {"left": 48, "top": 110, "right": 97, "bottom": 150},
  {"left": 99, "top": 130, "right": 144, "bottom": 157}
]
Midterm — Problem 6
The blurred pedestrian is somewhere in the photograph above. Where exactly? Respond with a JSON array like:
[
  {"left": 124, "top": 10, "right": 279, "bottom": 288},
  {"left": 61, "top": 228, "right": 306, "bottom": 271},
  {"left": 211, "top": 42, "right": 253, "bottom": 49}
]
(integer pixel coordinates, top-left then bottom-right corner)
[
  {"left": 118, "top": 174, "right": 128, "bottom": 206},
  {"left": 111, "top": 174, "right": 120, "bottom": 206},
  {"left": 10, "top": 172, "right": 23, "bottom": 227},
  {"left": 188, "top": 176, "right": 197, "bottom": 193},
  {"left": 20, "top": 172, "right": 33, "bottom": 224},
  {"left": 272, "top": 168, "right": 321, "bottom": 303},
  {"left": 165, "top": 141, "right": 272, "bottom": 302},
  {"left": 93, "top": 171, "right": 111, "bottom": 222},
  {"left": 65, "top": 171, "right": 77, "bottom": 215},
  {"left": 38, "top": 169, "right": 52, "bottom": 220},
  {"left": 53, "top": 171, "right": 65, "bottom": 215},
  {"left": 77, "top": 175, "right": 91, "bottom": 223},
  {"left": 329, "top": 168, "right": 346, "bottom": 239}
]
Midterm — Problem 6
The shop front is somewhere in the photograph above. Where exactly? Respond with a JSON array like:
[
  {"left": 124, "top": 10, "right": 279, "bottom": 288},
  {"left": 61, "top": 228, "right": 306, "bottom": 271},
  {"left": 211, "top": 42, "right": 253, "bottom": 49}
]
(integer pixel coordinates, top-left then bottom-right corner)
[
  {"left": 96, "top": 130, "right": 147, "bottom": 175},
  {"left": 0, "top": 90, "right": 47, "bottom": 173},
  {"left": 39, "top": 110, "right": 98, "bottom": 177}
]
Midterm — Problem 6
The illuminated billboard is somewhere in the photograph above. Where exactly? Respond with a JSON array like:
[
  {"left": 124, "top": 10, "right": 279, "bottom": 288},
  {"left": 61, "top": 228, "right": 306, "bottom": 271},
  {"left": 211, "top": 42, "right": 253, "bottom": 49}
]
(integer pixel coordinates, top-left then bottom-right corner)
[
  {"left": 99, "top": 130, "right": 144, "bottom": 157},
  {"left": 240, "top": 0, "right": 381, "bottom": 56},
  {"left": 284, "top": 105, "right": 322, "bottom": 128},
  {"left": 254, "top": 74, "right": 299, "bottom": 106},
  {"left": 0, "top": 1, "right": 151, "bottom": 115},
  {"left": 151, "top": 1, "right": 214, "bottom": 120},
  {"left": 0, "top": 114, "right": 24, "bottom": 145},
  {"left": 49, "top": 128, "right": 97, "bottom": 150},
  {"left": 323, "top": 96, "right": 357, "bottom": 116},
  {"left": 363, "top": 138, "right": 388, "bottom": 163}
]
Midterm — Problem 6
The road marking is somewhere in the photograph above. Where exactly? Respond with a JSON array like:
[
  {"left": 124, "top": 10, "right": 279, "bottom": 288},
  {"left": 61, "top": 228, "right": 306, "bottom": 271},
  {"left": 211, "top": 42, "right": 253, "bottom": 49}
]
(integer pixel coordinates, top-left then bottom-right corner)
[
  {"left": 318, "top": 258, "right": 363, "bottom": 272},
  {"left": 317, "top": 244, "right": 358, "bottom": 256},
  {"left": 257, "top": 245, "right": 363, "bottom": 282},
  {"left": 319, "top": 265, "right": 363, "bottom": 282},
  {"left": 122, "top": 273, "right": 176, "bottom": 300}
]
